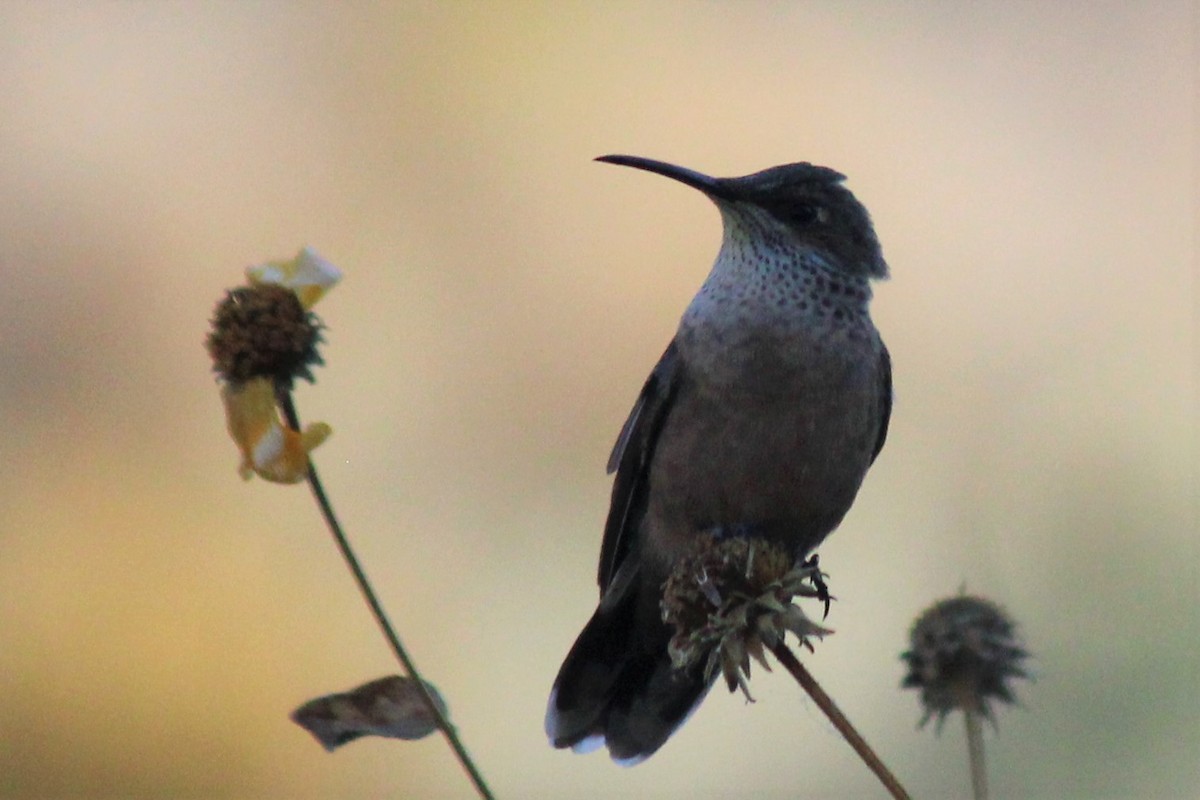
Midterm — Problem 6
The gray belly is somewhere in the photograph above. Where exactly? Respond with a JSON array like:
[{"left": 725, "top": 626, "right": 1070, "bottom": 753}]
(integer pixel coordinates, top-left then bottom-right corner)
[{"left": 642, "top": 367, "right": 880, "bottom": 569}]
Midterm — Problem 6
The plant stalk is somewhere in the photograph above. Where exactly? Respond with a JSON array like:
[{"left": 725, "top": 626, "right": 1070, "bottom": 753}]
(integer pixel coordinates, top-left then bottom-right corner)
[
  {"left": 770, "top": 642, "right": 910, "bottom": 800},
  {"left": 281, "top": 391, "right": 495, "bottom": 800},
  {"left": 965, "top": 706, "right": 988, "bottom": 800}
]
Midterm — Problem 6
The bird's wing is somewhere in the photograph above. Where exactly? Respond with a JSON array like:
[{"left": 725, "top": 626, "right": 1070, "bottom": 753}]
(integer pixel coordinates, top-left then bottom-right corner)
[
  {"left": 597, "top": 340, "right": 683, "bottom": 592},
  {"left": 870, "top": 344, "right": 892, "bottom": 464}
]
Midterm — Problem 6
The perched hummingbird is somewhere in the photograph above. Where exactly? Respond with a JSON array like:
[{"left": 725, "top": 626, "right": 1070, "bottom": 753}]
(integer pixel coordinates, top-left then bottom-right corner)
[{"left": 545, "top": 155, "right": 892, "bottom": 764}]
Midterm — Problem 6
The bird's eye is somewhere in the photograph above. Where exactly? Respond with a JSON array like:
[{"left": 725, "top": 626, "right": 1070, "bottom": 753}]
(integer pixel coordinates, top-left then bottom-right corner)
[{"left": 789, "top": 203, "right": 821, "bottom": 225}]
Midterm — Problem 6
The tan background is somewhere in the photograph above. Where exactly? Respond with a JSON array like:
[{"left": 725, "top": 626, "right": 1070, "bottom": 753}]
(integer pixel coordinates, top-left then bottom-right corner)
[{"left": 0, "top": 3, "right": 1196, "bottom": 798}]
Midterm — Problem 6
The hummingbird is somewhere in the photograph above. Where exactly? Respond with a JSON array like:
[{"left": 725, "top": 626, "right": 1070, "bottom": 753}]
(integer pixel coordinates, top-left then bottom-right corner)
[{"left": 545, "top": 155, "right": 892, "bottom": 764}]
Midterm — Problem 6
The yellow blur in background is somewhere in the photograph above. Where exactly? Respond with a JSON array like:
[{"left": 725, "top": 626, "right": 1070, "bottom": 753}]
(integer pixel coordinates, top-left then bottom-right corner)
[{"left": 0, "top": 3, "right": 1195, "bottom": 798}]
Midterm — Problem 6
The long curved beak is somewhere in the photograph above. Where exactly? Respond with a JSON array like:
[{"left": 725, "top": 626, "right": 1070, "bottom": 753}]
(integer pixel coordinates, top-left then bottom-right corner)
[{"left": 595, "top": 155, "right": 731, "bottom": 199}]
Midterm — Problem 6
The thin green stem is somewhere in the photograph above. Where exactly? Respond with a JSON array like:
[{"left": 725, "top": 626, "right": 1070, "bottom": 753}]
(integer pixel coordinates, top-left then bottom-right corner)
[
  {"left": 964, "top": 707, "right": 988, "bottom": 800},
  {"left": 281, "top": 391, "right": 495, "bottom": 800},
  {"left": 769, "top": 642, "right": 911, "bottom": 800}
]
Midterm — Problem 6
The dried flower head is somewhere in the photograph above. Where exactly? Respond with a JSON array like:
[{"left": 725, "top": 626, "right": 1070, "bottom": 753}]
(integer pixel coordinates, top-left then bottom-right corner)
[
  {"left": 661, "top": 533, "right": 832, "bottom": 700},
  {"left": 208, "top": 247, "right": 342, "bottom": 482},
  {"left": 206, "top": 247, "right": 341, "bottom": 387},
  {"left": 207, "top": 282, "right": 324, "bottom": 386},
  {"left": 901, "top": 594, "right": 1029, "bottom": 729}
]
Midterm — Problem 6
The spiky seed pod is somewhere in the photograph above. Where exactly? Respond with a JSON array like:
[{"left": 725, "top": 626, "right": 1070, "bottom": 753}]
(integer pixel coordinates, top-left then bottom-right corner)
[
  {"left": 661, "top": 533, "right": 832, "bottom": 700},
  {"left": 901, "top": 595, "right": 1029, "bottom": 729},
  {"left": 206, "top": 283, "right": 324, "bottom": 387}
]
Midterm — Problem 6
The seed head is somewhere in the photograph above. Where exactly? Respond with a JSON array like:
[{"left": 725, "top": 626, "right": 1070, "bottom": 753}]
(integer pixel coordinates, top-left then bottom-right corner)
[
  {"left": 661, "top": 534, "right": 832, "bottom": 700},
  {"left": 206, "top": 283, "right": 324, "bottom": 387},
  {"left": 900, "top": 595, "right": 1030, "bottom": 729}
]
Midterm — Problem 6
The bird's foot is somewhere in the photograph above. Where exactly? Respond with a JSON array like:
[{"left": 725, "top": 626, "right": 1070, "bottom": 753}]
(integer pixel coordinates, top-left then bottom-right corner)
[{"left": 801, "top": 554, "right": 833, "bottom": 619}]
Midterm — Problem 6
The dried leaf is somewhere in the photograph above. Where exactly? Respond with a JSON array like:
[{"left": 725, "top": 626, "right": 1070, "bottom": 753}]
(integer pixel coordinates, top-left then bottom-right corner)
[{"left": 291, "top": 675, "right": 448, "bottom": 751}]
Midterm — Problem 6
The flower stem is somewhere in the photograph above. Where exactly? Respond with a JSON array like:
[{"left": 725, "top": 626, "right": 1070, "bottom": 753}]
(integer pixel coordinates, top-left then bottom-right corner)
[
  {"left": 769, "top": 642, "right": 911, "bottom": 800},
  {"left": 280, "top": 391, "right": 495, "bottom": 800},
  {"left": 964, "top": 707, "right": 988, "bottom": 800}
]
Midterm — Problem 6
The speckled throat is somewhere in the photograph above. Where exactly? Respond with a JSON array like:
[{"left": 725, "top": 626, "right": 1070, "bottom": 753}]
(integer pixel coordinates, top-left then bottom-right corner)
[{"left": 677, "top": 203, "right": 879, "bottom": 392}]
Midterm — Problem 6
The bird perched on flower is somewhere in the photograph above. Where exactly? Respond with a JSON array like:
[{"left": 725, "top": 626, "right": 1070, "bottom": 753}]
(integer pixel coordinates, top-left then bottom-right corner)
[{"left": 546, "top": 156, "right": 893, "bottom": 763}]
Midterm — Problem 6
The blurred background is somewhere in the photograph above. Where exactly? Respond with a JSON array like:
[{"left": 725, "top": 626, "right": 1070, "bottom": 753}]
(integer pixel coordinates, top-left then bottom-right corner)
[{"left": 0, "top": 2, "right": 1195, "bottom": 798}]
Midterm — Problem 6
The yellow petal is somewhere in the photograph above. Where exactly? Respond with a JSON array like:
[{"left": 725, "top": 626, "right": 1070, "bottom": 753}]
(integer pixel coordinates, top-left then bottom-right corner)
[
  {"left": 246, "top": 246, "right": 342, "bottom": 309},
  {"left": 221, "top": 377, "right": 332, "bottom": 483}
]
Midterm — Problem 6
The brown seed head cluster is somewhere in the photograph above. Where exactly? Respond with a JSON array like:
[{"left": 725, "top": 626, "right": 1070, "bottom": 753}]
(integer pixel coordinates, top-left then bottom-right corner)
[
  {"left": 206, "top": 283, "right": 324, "bottom": 386},
  {"left": 901, "top": 595, "right": 1029, "bottom": 729},
  {"left": 661, "top": 534, "right": 832, "bottom": 700}
]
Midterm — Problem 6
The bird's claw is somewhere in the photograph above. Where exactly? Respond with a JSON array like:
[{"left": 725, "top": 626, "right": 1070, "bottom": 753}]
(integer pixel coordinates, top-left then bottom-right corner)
[{"left": 802, "top": 554, "right": 833, "bottom": 619}]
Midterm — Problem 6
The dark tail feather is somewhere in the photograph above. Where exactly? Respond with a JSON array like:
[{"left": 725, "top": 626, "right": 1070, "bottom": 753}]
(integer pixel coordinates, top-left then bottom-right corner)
[{"left": 545, "top": 566, "right": 712, "bottom": 764}]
